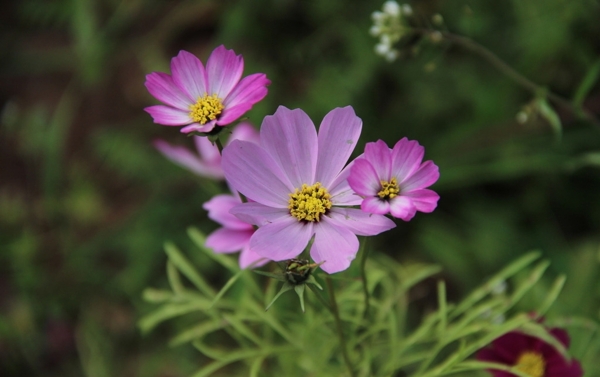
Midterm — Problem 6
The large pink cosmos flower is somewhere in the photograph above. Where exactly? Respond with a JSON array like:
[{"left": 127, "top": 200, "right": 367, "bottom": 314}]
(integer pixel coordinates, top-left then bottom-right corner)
[
  {"left": 154, "top": 122, "right": 259, "bottom": 180},
  {"left": 221, "top": 106, "right": 396, "bottom": 274},
  {"left": 203, "top": 193, "right": 267, "bottom": 269},
  {"left": 144, "top": 45, "right": 270, "bottom": 134},
  {"left": 477, "top": 328, "right": 583, "bottom": 377},
  {"left": 348, "top": 138, "right": 439, "bottom": 221}
]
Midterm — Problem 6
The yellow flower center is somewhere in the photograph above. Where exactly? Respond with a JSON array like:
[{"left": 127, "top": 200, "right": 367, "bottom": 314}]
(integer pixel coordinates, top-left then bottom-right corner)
[
  {"left": 377, "top": 178, "right": 400, "bottom": 199},
  {"left": 189, "top": 93, "right": 224, "bottom": 124},
  {"left": 288, "top": 183, "right": 332, "bottom": 222},
  {"left": 514, "top": 351, "right": 546, "bottom": 377}
]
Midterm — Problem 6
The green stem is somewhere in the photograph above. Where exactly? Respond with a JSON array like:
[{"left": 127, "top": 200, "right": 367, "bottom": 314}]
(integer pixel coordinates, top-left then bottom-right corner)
[
  {"left": 325, "top": 277, "right": 356, "bottom": 377},
  {"left": 414, "top": 29, "right": 600, "bottom": 127}
]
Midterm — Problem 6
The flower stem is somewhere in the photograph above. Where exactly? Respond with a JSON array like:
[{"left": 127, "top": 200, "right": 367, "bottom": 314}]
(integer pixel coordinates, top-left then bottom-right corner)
[
  {"left": 413, "top": 29, "right": 600, "bottom": 127},
  {"left": 325, "top": 277, "right": 356, "bottom": 377}
]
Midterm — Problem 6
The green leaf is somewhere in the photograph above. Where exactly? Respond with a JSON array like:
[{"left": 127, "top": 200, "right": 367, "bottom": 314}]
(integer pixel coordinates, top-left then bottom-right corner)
[
  {"left": 573, "top": 59, "right": 600, "bottom": 108},
  {"left": 138, "top": 300, "right": 211, "bottom": 334},
  {"left": 265, "top": 283, "right": 293, "bottom": 311},
  {"left": 169, "top": 320, "right": 225, "bottom": 347},
  {"left": 208, "top": 269, "right": 245, "bottom": 309},
  {"left": 164, "top": 242, "right": 215, "bottom": 297},
  {"left": 537, "top": 98, "right": 562, "bottom": 141},
  {"left": 166, "top": 261, "right": 184, "bottom": 294}
]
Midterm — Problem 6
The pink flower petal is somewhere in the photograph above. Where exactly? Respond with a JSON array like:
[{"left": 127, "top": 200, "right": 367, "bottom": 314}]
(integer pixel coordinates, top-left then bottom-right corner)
[
  {"left": 260, "top": 107, "right": 318, "bottom": 187},
  {"left": 250, "top": 217, "right": 313, "bottom": 261},
  {"left": 194, "top": 136, "right": 221, "bottom": 166},
  {"left": 400, "top": 160, "right": 440, "bottom": 191},
  {"left": 144, "top": 105, "right": 191, "bottom": 125},
  {"left": 145, "top": 72, "right": 192, "bottom": 109},
  {"left": 170, "top": 50, "right": 207, "bottom": 100},
  {"left": 403, "top": 189, "right": 439, "bottom": 213},
  {"left": 206, "top": 228, "right": 254, "bottom": 253},
  {"left": 154, "top": 139, "right": 223, "bottom": 179},
  {"left": 217, "top": 103, "right": 254, "bottom": 126},
  {"left": 391, "top": 138, "right": 425, "bottom": 182},
  {"left": 180, "top": 120, "right": 217, "bottom": 134},
  {"left": 239, "top": 245, "right": 269, "bottom": 269},
  {"left": 206, "top": 45, "right": 244, "bottom": 98},
  {"left": 361, "top": 197, "right": 391, "bottom": 215},
  {"left": 348, "top": 158, "right": 381, "bottom": 197},
  {"left": 315, "top": 106, "right": 362, "bottom": 188},
  {"left": 229, "top": 122, "right": 260, "bottom": 144},
  {"left": 328, "top": 162, "right": 363, "bottom": 206},
  {"left": 222, "top": 140, "right": 294, "bottom": 207},
  {"left": 328, "top": 208, "right": 396, "bottom": 236},
  {"left": 224, "top": 73, "right": 270, "bottom": 108},
  {"left": 364, "top": 140, "right": 392, "bottom": 180},
  {"left": 389, "top": 196, "right": 417, "bottom": 221},
  {"left": 310, "top": 218, "right": 359, "bottom": 274},
  {"left": 230, "top": 202, "right": 289, "bottom": 226},
  {"left": 203, "top": 194, "right": 252, "bottom": 230}
]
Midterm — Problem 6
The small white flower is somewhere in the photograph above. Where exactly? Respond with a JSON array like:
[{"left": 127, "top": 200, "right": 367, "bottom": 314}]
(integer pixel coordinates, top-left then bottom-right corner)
[
  {"left": 401, "top": 4, "right": 413, "bottom": 16},
  {"left": 516, "top": 111, "right": 529, "bottom": 124},
  {"left": 385, "top": 49, "right": 399, "bottom": 62},
  {"left": 371, "top": 11, "right": 385, "bottom": 22},
  {"left": 370, "top": 25, "right": 382, "bottom": 36},
  {"left": 380, "top": 34, "right": 392, "bottom": 46},
  {"left": 375, "top": 43, "right": 391, "bottom": 55},
  {"left": 383, "top": 1, "right": 401, "bottom": 16}
]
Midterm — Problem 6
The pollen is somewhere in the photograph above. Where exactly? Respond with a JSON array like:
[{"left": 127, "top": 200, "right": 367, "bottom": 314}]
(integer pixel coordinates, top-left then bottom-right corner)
[
  {"left": 377, "top": 177, "right": 400, "bottom": 200},
  {"left": 189, "top": 93, "right": 224, "bottom": 124},
  {"left": 514, "top": 351, "right": 545, "bottom": 377},
  {"left": 288, "top": 183, "right": 332, "bottom": 222}
]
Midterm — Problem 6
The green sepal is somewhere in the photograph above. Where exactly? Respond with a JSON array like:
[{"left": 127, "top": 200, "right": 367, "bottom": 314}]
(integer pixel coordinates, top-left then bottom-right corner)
[
  {"left": 265, "top": 283, "right": 293, "bottom": 311},
  {"left": 294, "top": 284, "right": 306, "bottom": 312},
  {"left": 305, "top": 274, "right": 323, "bottom": 290}
]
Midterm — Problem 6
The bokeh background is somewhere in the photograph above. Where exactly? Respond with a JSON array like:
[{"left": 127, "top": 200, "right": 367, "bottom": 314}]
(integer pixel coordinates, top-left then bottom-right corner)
[{"left": 1, "top": 0, "right": 600, "bottom": 376}]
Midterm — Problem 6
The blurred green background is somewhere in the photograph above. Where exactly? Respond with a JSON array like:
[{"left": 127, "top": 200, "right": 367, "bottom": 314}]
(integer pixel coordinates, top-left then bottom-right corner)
[{"left": 1, "top": 0, "right": 600, "bottom": 376}]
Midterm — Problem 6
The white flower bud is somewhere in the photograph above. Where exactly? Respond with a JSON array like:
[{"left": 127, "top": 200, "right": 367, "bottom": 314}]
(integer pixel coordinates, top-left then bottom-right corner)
[
  {"left": 516, "top": 111, "right": 528, "bottom": 124},
  {"left": 383, "top": 1, "right": 401, "bottom": 17},
  {"left": 371, "top": 11, "right": 385, "bottom": 22},
  {"left": 375, "top": 43, "right": 390, "bottom": 55},
  {"left": 370, "top": 25, "right": 381, "bottom": 36},
  {"left": 401, "top": 4, "right": 413, "bottom": 16},
  {"left": 380, "top": 34, "right": 392, "bottom": 46},
  {"left": 385, "top": 49, "right": 399, "bottom": 62}
]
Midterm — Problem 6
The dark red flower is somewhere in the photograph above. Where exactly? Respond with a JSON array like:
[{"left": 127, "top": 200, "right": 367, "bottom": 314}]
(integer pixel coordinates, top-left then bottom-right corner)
[{"left": 477, "top": 328, "right": 583, "bottom": 377}]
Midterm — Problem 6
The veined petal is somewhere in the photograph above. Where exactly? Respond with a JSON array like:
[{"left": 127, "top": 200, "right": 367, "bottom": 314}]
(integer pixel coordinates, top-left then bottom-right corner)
[
  {"left": 224, "top": 73, "right": 270, "bottom": 108},
  {"left": 206, "top": 45, "right": 244, "bottom": 98},
  {"left": 361, "top": 197, "right": 391, "bottom": 215},
  {"left": 391, "top": 138, "right": 425, "bottom": 182},
  {"left": 250, "top": 217, "right": 313, "bottom": 261},
  {"left": 348, "top": 158, "right": 381, "bottom": 197},
  {"left": 400, "top": 160, "right": 440, "bottom": 191},
  {"left": 203, "top": 194, "right": 251, "bottom": 230},
  {"left": 154, "top": 139, "right": 223, "bottom": 179},
  {"left": 389, "top": 196, "right": 417, "bottom": 221},
  {"left": 328, "top": 162, "right": 363, "bottom": 206},
  {"left": 315, "top": 106, "right": 362, "bottom": 188},
  {"left": 171, "top": 50, "right": 207, "bottom": 100},
  {"left": 222, "top": 140, "right": 294, "bottom": 207},
  {"left": 230, "top": 202, "right": 289, "bottom": 226},
  {"left": 261, "top": 107, "right": 318, "bottom": 187},
  {"left": 144, "top": 105, "right": 191, "bottom": 125},
  {"left": 310, "top": 218, "right": 358, "bottom": 274},
  {"left": 145, "top": 72, "right": 192, "bottom": 109},
  {"left": 403, "top": 189, "right": 439, "bottom": 213},
  {"left": 239, "top": 245, "right": 269, "bottom": 269},
  {"left": 206, "top": 228, "right": 254, "bottom": 253},
  {"left": 364, "top": 140, "right": 392, "bottom": 180},
  {"left": 328, "top": 208, "right": 395, "bottom": 236},
  {"left": 217, "top": 103, "right": 254, "bottom": 126}
]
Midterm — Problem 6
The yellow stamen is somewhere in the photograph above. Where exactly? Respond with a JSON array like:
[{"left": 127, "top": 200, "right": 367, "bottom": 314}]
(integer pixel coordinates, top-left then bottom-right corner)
[
  {"left": 288, "top": 183, "right": 332, "bottom": 222},
  {"left": 189, "top": 93, "right": 224, "bottom": 124},
  {"left": 514, "top": 351, "right": 545, "bottom": 377},
  {"left": 377, "top": 177, "right": 400, "bottom": 199}
]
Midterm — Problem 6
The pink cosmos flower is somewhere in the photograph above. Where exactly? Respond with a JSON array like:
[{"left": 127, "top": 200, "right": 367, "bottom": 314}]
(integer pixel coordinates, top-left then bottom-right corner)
[
  {"left": 477, "top": 328, "right": 583, "bottom": 377},
  {"left": 221, "top": 106, "right": 396, "bottom": 274},
  {"left": 154, "top": 122, "right": 259, "bottom": 180},
  {"left": 203, "top": 193, "right": 268, "bottom": 269},
  {"left": 348, "top": 138, "right": 439, "bottom": 221},
  {"left": 144, "top": 45, "right": 270, "bottom": 134}
]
